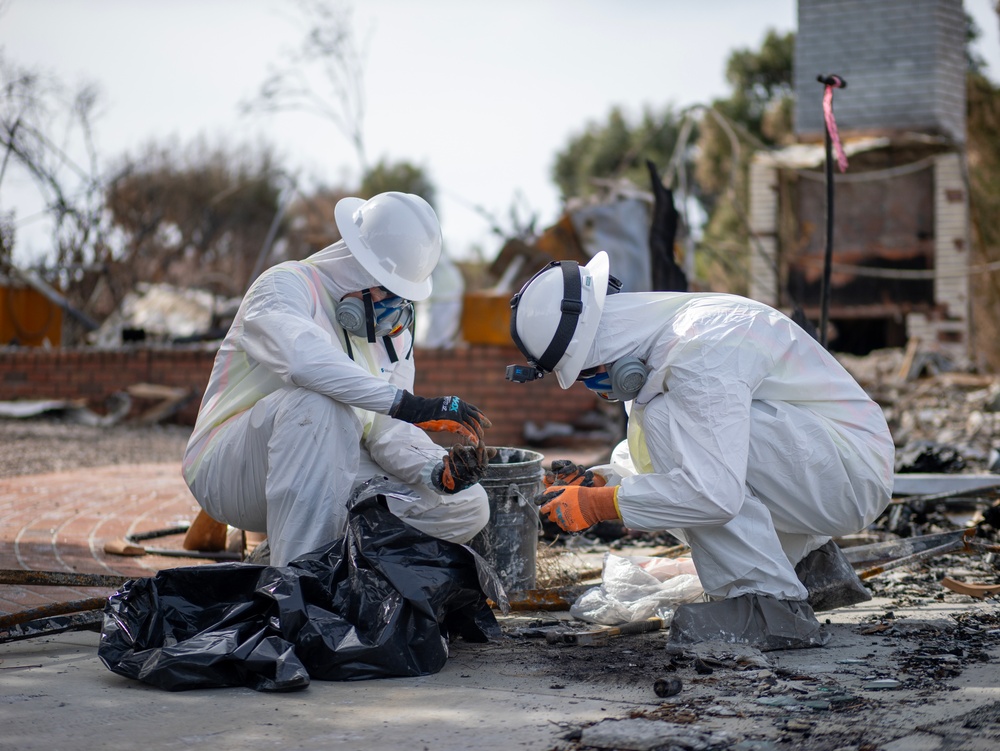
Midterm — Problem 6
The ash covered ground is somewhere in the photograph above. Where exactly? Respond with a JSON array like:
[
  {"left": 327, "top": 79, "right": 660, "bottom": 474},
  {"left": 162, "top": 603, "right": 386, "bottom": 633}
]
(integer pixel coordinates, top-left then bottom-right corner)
[{"left": 0, "top": 417, "right": 191, "bottom": 478}]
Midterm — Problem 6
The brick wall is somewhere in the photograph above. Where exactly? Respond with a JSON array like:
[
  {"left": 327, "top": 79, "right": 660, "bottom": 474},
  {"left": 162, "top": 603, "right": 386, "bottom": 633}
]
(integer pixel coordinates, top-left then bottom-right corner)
[
  {"left": 905, "top": 152, "right": 969, "bottom": 364},
  {"left": 0, "top": 344, "right": 598, "bottom": 447},
  {"left": 795, "top": 0, "right": 967, "bottom": 143},
  {"left": 413, "top": 345, "right": 599, "bottom": 447}
]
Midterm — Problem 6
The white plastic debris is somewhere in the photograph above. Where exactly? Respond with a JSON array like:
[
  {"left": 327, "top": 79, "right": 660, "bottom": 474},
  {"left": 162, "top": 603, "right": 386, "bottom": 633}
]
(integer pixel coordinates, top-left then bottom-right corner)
[{"left": 569, "top": 552, "right": 704, "bottom": 626}]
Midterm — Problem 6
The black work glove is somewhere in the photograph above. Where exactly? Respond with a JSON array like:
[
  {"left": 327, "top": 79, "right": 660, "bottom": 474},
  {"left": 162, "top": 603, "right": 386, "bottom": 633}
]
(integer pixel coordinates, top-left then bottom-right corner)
[
  {"left": 431, "top": 444, "right": 498, "bottom": 494},
  {"left": 389, "top": 390, "right": 491, "bottom": 445},
  {"left": 543, "top": 459, "right": 603, "bottom": 488}
]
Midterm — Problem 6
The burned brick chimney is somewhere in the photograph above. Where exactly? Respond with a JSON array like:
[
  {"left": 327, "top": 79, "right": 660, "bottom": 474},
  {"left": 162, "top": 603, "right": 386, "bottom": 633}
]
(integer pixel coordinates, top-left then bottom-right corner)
[
  {"left": 795, "top": 0, "right": 967, "bottom": 144},
  {"left": 749, "top": 0, "right": 971, "bottom": 363}
]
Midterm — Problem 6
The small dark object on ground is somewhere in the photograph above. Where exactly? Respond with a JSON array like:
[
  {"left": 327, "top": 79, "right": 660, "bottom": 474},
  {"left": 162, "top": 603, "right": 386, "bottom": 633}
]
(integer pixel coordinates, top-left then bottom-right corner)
[
  {"left": 693, "top": 657, "right": 714, "bottom": 675},
  {"left": 654, "top": 677, "right": 683, "bottom": 697}
]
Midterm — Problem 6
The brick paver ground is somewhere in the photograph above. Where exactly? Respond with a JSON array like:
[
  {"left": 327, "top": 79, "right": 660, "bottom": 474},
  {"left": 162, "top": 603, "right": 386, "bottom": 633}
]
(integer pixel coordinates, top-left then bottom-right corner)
[
  {"left": 0, "top": 445, "right": 608, "bottom": 619},
  {"left": 0, "top": 463, "right": 212, "bottom": 616}
]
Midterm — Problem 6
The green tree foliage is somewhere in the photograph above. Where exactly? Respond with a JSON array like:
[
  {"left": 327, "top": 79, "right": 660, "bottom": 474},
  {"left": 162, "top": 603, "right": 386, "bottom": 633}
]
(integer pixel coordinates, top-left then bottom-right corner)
[
  {"left": 551, "top": 105, "right": 682, "bottom": 203},
  {"left": 548, "top": 35, "right": 792, "bottom": 295},
  {"left": 695, "top": 30, "right": 795, "bottom": 200},
  {"left": 966, "top": 68, "right": 1000, "bottom": 371},
  {"left": 719, "top": 30, "right": 795, "bottom": 143},
  {"left": 963, "top": 11, "right": 1000, "bottom": 368},
  {"left": 359, "top": 159, "right": 437, "bottom": 210},
  {"left": 694, "top": 30, "right": 795, "bottom": 294}
]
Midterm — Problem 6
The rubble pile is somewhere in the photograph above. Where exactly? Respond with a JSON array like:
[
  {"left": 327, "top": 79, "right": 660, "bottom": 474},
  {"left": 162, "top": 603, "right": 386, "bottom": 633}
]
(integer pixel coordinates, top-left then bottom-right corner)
[{"left": 838, "top": 348, "right": 1000, "bottom": 473}]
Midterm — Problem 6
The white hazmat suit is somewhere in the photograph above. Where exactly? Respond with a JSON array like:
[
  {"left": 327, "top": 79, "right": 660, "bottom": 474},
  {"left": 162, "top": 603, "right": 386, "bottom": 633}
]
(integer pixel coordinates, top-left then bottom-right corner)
[
  {"left": 586, "top": 290, "right": 895, "bottom": 602},
  {"left": 414, "top": 252, "right": 465, "bottom": 349},
  {"left": 182, "top": 241, "right": 489, "bottom": 567},
  {"left": 510, "top": 251, "right": 894, "bottom": 613}
]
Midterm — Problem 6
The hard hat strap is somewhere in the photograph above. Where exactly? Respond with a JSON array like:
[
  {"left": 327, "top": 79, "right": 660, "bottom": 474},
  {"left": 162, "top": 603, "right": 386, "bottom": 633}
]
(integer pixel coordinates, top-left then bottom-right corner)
[
  {"left": 509, "top": 260, "right": 581, "bottom": 373},
  {"left": 362, "top": 288, "right": 377, "bottom": 343}
]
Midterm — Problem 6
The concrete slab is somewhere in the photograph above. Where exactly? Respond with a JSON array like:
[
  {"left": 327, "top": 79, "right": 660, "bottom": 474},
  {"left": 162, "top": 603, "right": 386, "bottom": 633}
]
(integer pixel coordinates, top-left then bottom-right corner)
[
  {"left": 0, "top": 630, "right": 655, "bottom": 751},
  {"left": 2, "top": 462, "right": 999, "bottom": 749},
  {"left": 1, "top": 593, "right": 998, "bottom": 751}
]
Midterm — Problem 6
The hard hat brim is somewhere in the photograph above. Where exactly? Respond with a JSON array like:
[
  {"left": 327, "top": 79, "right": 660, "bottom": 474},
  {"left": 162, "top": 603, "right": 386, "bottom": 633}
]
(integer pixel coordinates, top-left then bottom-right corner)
[{"left": 335, "top": 197, "right": 434, "bottom": 301}]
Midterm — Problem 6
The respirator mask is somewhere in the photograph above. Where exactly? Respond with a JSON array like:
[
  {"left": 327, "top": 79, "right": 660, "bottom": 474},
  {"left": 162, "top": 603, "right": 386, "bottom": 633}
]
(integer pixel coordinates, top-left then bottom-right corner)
[
  {"left": 578, "top": 357, "right": 648, "bottom": 402},
  {"left": 336, "top": 287, "right": 414, "bottom": 342}
]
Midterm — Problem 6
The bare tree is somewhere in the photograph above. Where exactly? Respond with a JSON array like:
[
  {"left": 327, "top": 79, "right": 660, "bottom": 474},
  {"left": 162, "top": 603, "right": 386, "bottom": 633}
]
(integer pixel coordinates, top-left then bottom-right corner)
[
  {"left": 0, "top": 52, "right": 110, "bottom": 273},
  {"left": 105, "top": 139, "right": 287, "bottom": 299},
  {"left": 242, "top": 0, "right": 369, "bottom": 170}
]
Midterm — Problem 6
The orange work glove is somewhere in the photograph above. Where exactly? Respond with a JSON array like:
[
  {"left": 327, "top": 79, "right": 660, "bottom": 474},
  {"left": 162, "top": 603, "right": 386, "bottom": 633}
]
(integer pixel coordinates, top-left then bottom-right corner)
[
  {"left": 543, "top": 459, "right": 607, "bottom": 489},
  {"left": 432, "top": 444, "right": 498, "bottom": 494},
  {"left": 537, "top": 485, "right": 620, "bottom": 533},
  {"left": 389, "top": 391, "right": 492, "bottom": 445}
]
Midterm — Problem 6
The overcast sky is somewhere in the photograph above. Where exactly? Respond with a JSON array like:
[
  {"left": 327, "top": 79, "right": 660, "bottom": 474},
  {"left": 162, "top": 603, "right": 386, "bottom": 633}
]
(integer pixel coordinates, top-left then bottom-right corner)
[{"left": 2, "top": 0, "right": 999, "bottom": 265}]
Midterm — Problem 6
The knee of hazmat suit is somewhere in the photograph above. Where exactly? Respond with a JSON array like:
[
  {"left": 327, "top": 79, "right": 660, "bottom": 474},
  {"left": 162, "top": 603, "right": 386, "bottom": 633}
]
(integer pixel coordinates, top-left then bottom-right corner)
[
  {"left": 182, "top": 192, "right": 482, "bottom": 563},
  {"left": 506, "top": 251, "right": 894, "bottom": 599}
]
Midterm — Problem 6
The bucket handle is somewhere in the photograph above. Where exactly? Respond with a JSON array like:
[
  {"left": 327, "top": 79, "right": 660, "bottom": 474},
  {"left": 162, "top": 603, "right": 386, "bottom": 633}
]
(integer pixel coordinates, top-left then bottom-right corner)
[{"left": 507, "top": 482, "right": 543, "bottom": 531}]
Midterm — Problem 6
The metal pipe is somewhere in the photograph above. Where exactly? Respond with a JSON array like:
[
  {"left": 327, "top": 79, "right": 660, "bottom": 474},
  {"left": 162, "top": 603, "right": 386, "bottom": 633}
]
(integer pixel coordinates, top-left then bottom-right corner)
[
  {"left": 857, "top": 530, "right": 976, "bottom": 580},
  {"left": 0, "top": 597, "right": 108, "bottom": 630},
  {"left": 0, "top": 569, "right": 127, "bottom": 588},
  {"left": 0, "top": 610, "right": 104, "bottom": 644},
  {"left": 889, "top": 483, "right": 1000, "bottom": 507},
  {"left": 819, "top": 119, "right": 834, "bottom": 347},
  {"left": 816, "top": 74, "right": 847, "bottom": 348}
]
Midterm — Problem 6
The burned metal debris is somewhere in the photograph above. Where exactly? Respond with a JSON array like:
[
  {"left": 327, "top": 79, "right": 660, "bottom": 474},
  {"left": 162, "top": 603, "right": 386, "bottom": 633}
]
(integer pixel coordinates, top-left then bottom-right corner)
[{"left": 854, "top": 609, "right": 999, "bottom": 692}]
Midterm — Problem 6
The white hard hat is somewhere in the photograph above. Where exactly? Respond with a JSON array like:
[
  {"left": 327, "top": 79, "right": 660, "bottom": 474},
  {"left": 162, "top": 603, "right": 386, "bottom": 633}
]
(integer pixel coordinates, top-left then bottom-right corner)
[
  {"left": 509, "top": 251, "right": 612, "bottom": 388},
  {"left": 334, "top": 192, "right": 442, "bottom": 301}
]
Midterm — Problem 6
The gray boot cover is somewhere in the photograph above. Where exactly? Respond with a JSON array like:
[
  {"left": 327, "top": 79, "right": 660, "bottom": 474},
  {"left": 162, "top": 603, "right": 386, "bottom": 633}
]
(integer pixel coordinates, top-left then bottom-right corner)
[
  {"left": 795, "top": 539, "right": 872, "bottom": 612},
  {"left": 667, "top": 594, "right": 831, "bottom": 651}
]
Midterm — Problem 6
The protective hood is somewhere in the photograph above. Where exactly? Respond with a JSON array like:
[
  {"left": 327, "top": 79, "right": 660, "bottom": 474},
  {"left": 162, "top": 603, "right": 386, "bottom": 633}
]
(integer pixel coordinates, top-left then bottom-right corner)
[
  {"left": 584, "top": 290, "right": 852, "bottom": 406},
  {"left": 582, "top": 291, "right": 693, "bottom": 403},
  {"left": 302, "top": 240, "right": 380, "bottom": 301}
]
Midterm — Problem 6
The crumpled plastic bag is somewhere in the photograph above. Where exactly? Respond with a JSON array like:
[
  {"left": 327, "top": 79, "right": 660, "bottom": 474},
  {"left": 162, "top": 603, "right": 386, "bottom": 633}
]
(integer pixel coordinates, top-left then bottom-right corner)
[
  {"left": 99, "top": 486, "right": 505, "bottom": 692},
  {"left": 569, "top": 553, "right": 704, "bottom": 626}
]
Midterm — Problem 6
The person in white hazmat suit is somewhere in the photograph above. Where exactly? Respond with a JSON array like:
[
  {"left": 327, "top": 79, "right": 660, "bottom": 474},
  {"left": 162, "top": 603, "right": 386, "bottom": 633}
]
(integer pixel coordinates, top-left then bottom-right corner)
[
  {"left": 414, "top": 250, "right": 464, "bottom": 349},
  {"left": 505, "top": 251, "right": 894, "bottom": 649},
  {"left": 183, "top": 192, "right": 493, "bottom": 567}
]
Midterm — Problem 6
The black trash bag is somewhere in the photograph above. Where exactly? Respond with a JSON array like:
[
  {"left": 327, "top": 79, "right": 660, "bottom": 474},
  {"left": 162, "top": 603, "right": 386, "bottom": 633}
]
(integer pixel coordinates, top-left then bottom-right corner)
[
  {"left": 99, "top": 490, "right": 505, "bottom": 692},
  {"left": 99, "top": 564, "right": 309, "bottom": 692},
  {"left": 895, "top": 440, "right": 966, "bottom": 474},
  {"left": 794, "top": 539, "right": 872, "bottom": 612}
]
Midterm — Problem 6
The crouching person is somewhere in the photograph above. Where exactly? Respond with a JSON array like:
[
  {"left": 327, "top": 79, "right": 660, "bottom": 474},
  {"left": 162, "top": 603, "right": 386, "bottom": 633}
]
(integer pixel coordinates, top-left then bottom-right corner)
[
  {"left": 506, "top": 251, "right": 894, "bottom": 650},
  {"left": 183, "top": 192, "right": 491, "bottom": 567}
]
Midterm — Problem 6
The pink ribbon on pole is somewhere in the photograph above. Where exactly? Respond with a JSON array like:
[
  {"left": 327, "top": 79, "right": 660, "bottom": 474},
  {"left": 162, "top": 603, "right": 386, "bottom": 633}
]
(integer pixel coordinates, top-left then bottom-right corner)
[{"left": 821, "top": 75, "right": 848, "bottom": 173}]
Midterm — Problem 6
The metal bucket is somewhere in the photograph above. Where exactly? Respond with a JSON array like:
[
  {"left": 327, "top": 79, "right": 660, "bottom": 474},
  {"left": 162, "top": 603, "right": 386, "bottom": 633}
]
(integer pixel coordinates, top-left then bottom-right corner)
[{"left": 469, "top": 447, "right": 544, "bottom": 594}]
